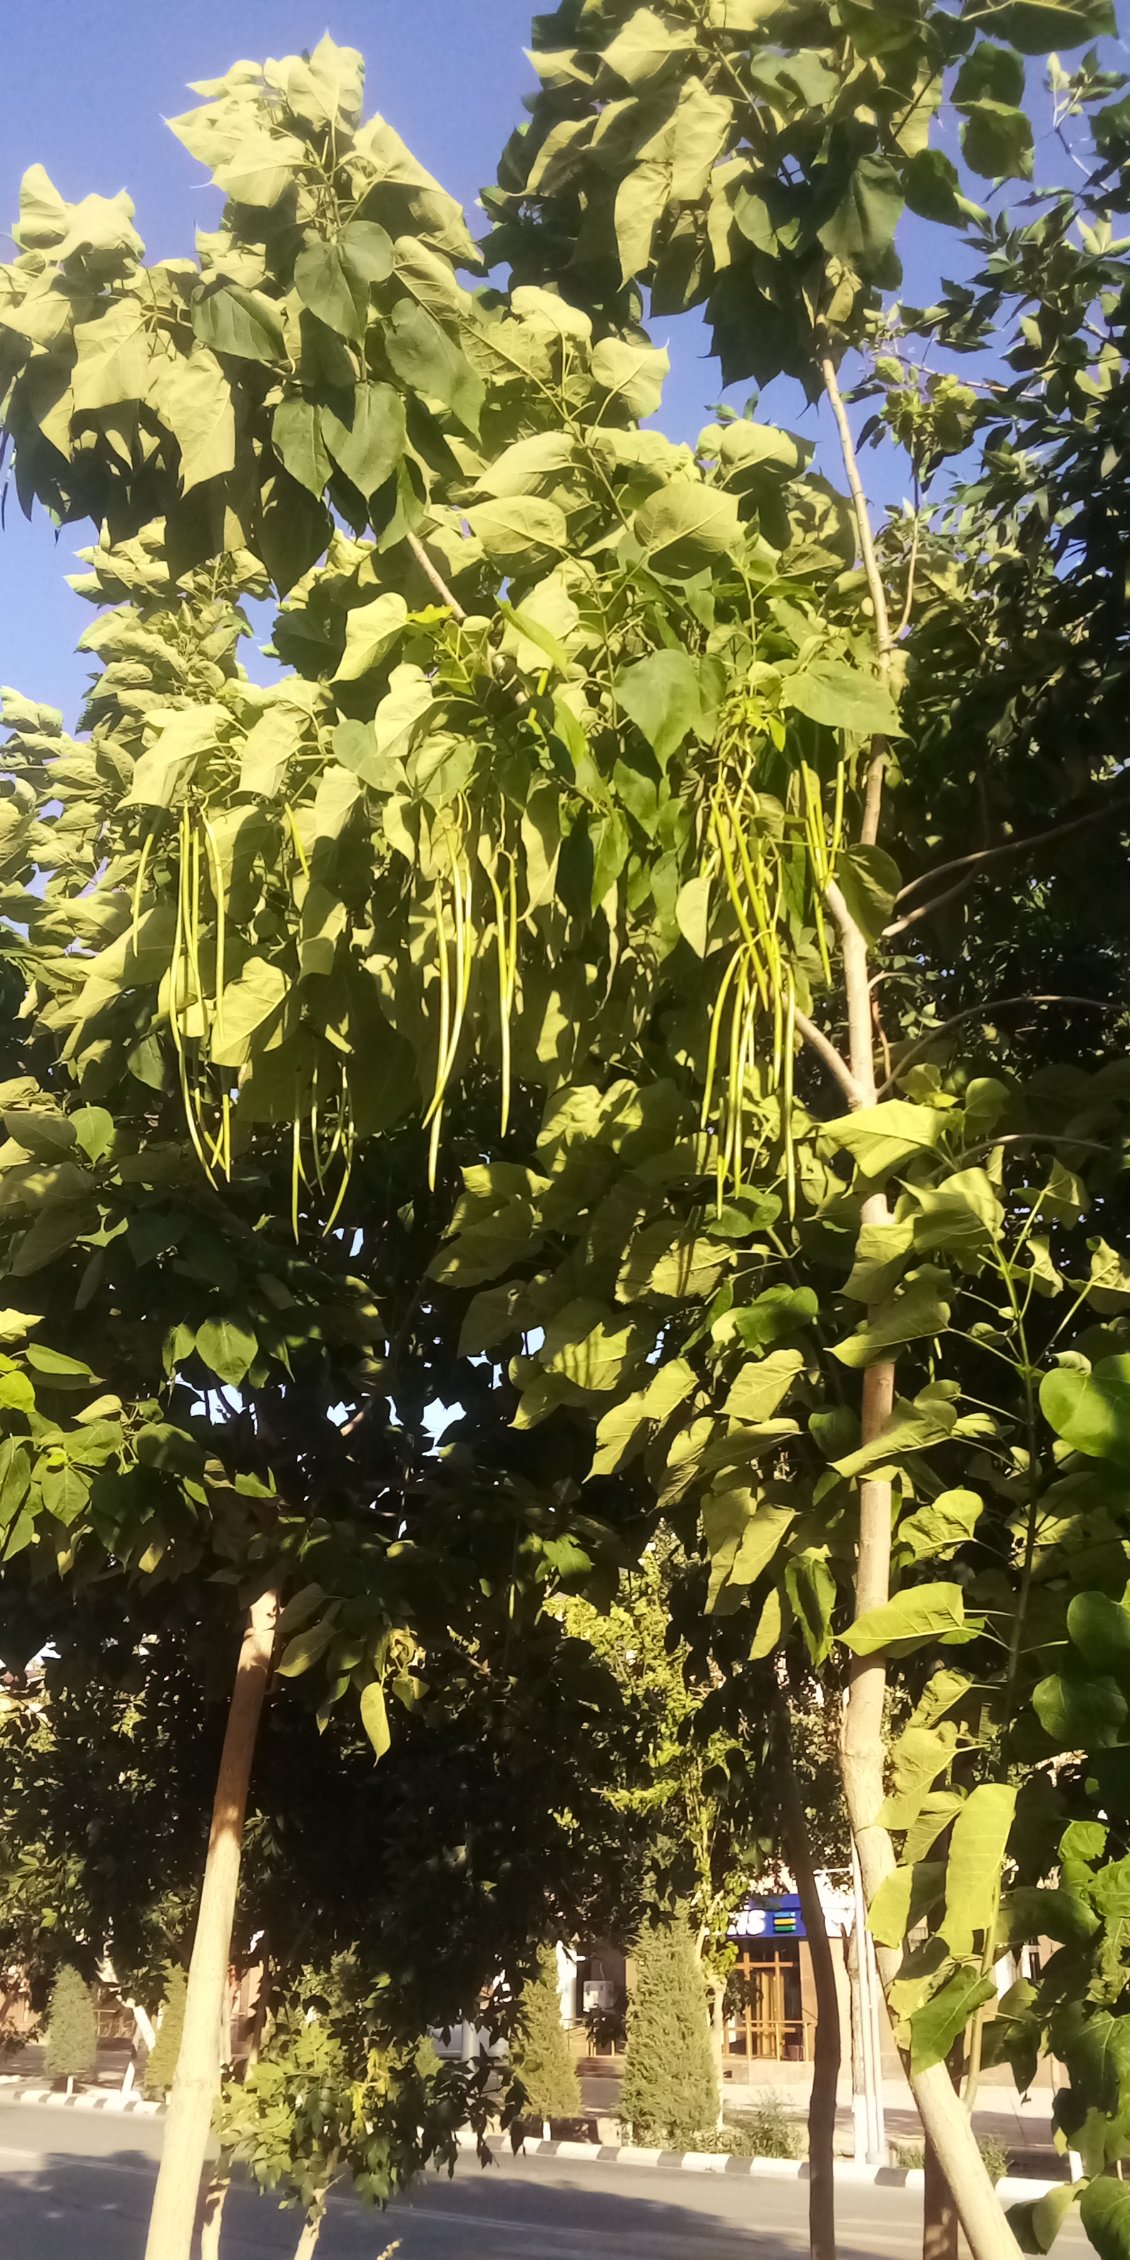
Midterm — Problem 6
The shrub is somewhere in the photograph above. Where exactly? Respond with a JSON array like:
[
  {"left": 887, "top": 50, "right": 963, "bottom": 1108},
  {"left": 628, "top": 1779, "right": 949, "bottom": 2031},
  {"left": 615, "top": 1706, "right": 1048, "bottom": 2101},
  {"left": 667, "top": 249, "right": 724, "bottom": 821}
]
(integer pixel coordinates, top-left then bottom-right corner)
[
  {"left": 620, "top": 1920, "right": 718, "bottom": 2147},
  {"left": 144, "top": 1965, "right": 187, "bottom": 2100},
  {"left": 44, "top": 1965, "right": 97, "bottom": 2086},
  {"left": 725, "top": 2093, "right": 805, "bottom": 2159},
  {"left": 510, "top": 1948, "right": 580, "bottom": 2131}
]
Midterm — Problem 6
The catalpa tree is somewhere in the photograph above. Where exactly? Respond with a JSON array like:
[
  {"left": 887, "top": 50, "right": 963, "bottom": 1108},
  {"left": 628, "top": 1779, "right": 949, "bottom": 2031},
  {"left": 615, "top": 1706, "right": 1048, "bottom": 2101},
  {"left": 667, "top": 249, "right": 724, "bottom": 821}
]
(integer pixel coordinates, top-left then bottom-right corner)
[{"left": 2, "top": 10, "right": 1130, "bottom": 2260}]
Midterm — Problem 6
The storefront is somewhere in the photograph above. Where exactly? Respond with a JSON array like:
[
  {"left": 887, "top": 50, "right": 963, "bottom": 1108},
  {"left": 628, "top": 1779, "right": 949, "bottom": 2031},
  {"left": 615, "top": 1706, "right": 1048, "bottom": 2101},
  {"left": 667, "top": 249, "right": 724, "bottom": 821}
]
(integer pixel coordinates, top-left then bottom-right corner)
[{"left": 725, "top": 1894, "right": 812, "bottom": 2064}]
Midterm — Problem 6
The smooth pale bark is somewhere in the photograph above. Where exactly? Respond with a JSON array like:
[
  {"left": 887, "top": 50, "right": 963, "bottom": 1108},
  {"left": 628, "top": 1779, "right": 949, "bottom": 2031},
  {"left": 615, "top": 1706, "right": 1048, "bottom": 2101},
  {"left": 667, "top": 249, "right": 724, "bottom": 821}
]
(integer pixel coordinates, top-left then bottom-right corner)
[
  {"left": 142, "top": 1588, "right": 278, "bottom": 2260},
  {"left": 781, "top": 1728, "right": 839, "bottom": 2260},
  {"left": 292, "top": 2211, "right": 325, "bottom": 2260},
  {"left": 820, "top": 348, "right": 1023, "bottom": 2260},
  {"left": 199, "top": 2172, "right": 230, "bottom": 2260}
]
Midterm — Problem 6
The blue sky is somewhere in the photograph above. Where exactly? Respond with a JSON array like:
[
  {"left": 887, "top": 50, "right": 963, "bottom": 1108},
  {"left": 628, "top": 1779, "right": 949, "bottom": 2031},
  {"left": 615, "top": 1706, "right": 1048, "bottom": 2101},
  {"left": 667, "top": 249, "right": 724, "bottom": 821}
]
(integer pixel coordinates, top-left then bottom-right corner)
[{"left": 0, "top": 5, "right": 1116, "bottom": 724}]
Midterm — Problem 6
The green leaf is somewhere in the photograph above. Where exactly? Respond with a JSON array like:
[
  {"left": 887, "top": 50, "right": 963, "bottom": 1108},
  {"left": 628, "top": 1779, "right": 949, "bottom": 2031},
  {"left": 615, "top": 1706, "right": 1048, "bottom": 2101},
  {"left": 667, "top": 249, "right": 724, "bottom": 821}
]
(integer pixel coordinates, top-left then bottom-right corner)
[
  {"left": 361, "top": 1680, "right": 391, "bottom": 1760},
  {"left": 898, "top": 1488, "right": 982, "bottom": 1562},
  {"left": 960, "top": 102, "right": 1034, "bottom": 180},
  {"left": 212, "top": 128, "right": 307, "bottom": 207},
  {"left": 1033, "top": 1671, "right": 1127, "bottom": 1750},
  {"left": 321, "top": 382, "right": 406, "bottom": 499},
  {"left": 195, "top": 1317, "right": 257, "bottom": 1388},
  {"left": 999, "top": 1886, "right": 1098, "bottom": 1949},
  {"left": 822, "top": 1102, "right": 943, "bottom": 1184},
  {"left": 604, "top": 6, "right": 694, "bottom": 85},
  {"left": 996, "top": 0, "right": 1114, "bottom": 51},
  {"left": 192, "top": 282, "right": 287, "bottom": 364},
  {"left": 836, "top": 845, "right": 902, "bottom": 944},
  {"left": 339, "top": 218, "right": 394, "bottom": 285},
  {"left": 675, "top": 874, "right": 711, "bottom": 957},
  {"left": 40, "top": 1457, "right": 90, "bottom": 1526},
  {"left": 211, "top": 957, "right": 289, "bottom": 1068},
  {"left": 817, "top": 154, "right": 904, "bottom": 284},
  {"left": 466, "top": 497, "right": 568, "bottom": 566},
  {"left": 272, "top": 397, "right": 331, "bottom": 498},
  {"left": 1008, "top": 2183, "right": 1081, "bottom": 2257},
  {"left": 334, "top": 593, "right": 409, "bottom": 684},
  {"left": 842, "top": 1582, "right": 967, "bottom": 1656},
  {"left": 632, "top": 483, "right": 742, "bottom": 575},
  {"left": 151, "top": 348, "right": 235, "bottom": 491},
  {"left": 723, "top": 1349, "right": 803, "bottom": 1424},
  {"left": 910, "top": 1967, "right": 996, "bottom": 2073},
  {"left": 1068, "top": 1591, "right": 1130, "bottom": 1677},
  {"left": 869, "top": 1861, "right": 945, "bottom": 1950},
  {"left": 385, "top": 301, "right": 483, "bottom": 432},
  {"left": 941, "top": 1784, "right": 1017, "bottom": 1957},
  {"left": 591, "top": 336, "right": 669, "bottom": 418},
  {"left": 238, "top": 707, "right": 303, "bottom": 799},
  {"left": 955, "top": 43, "right": 1026, "bottom": 106},
  {"left": 123, "top": 706, "right": 222, "bottom": 811},
  {"left": 72, "top": 299, "right": 148, "bottom": 412},
  {"left": 26, "top": 1344, "right": 94, "bottom": 1386},
  {"left": 1040, "top": 1356, "right": 1130, "bottom": 1468},
  {"left": 1080, "top": 2175, "right": 1130, "bottom": 2260},
  {"left": 832, "top": 1267, "right": 951, "bottom": 1369},
  {"left": 783, "top": 660, "right": 902, "bottom": 737},
  {"left": 615, "top": 650, "right": 704, "bottom": 765},
  {"left": 844, "top": 1219, "right": 915, "bottom": 1303},
  {"left": 276, "top": 1621, "right": 334, "bottom": 1678},
  {"left": 72, "top": 1106, "right": 114, "bottom": 1162},
  {"left": 294, "top": 236, "right": 365, "bottom": 339}
]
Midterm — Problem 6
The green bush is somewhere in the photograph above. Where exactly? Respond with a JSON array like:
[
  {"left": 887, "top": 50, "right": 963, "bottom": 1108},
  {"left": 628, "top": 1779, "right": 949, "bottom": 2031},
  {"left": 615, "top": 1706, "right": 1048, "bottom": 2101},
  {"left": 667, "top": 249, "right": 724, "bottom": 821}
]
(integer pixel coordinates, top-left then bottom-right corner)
[
  {"left": 511, "top": 1948, "right": 580, "bottom": 2130},
  {"left": 620, "top": 1921, "right": 718, "bottom": 2148},
  {"left": 44, "top": 1965, "right": 97, "bottom": 2085},
  {"left": 724, "top": 2094, "right": 805, "bottom": 2159},
  {"left": 144, "top": 1964, "right": 187, "bottom": 2100}
]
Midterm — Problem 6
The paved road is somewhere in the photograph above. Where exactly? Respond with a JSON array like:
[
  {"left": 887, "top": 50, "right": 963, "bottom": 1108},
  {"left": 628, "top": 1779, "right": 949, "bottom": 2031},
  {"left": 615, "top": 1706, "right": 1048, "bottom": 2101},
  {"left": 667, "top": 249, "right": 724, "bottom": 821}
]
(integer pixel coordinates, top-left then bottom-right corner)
[{"left": 0, "top": 2102, "right": 1086, "bottom": 2258}]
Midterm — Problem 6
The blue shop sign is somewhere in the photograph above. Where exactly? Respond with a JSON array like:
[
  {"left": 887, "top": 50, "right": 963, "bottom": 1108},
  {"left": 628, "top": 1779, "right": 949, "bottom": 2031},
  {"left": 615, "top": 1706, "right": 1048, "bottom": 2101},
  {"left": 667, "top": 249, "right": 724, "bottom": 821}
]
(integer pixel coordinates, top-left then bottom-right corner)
[{"left": 728, "top": 1893, "right": 806, "bottom": 1941}]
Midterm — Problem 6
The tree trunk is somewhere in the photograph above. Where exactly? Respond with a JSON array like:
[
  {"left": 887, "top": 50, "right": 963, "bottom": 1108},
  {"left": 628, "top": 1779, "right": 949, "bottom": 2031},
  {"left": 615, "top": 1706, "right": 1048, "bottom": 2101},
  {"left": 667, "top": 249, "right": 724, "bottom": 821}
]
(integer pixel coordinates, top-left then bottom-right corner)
[
  {"left": 924, "top": 2133, "right": 960, "bottom": 2260},
  {"left": 710, "top": 1983, "right": 726, "bottom": 2133},
  {"left": 292, "top": 2210, "right": 325, "bottom": 2260},
  {"left": 199, "top": 2171, "right": 230, "bottom": 2260},
  {"left": 820, "top": 344, "right": 1023, "bottom": 2260},
  {"left": 781, "top": 1717, "right": 840, "bottom": 2260},
  {"left": 142, "top": 1588, "right": 278, "bottom": 2260}
]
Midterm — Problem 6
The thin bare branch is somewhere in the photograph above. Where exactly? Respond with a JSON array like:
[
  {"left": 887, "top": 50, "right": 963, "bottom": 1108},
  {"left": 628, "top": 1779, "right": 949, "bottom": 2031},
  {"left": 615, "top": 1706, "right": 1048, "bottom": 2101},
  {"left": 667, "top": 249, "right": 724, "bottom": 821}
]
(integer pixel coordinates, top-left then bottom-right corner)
[
  {"left": 877, "top": 994, "right": 1117, "bottom": 1096},
  {"left": 407, "top": 530, "right": 471, "bottom": 622},
  {"left": 891, "top": 787, "right": 1130, "bottom": 915},
  {"left": 819, "top": 347, "right": 894, "bottom": 662},
  {"left": 795, "top": 1008, "right": 868, "bottom": 1110}
]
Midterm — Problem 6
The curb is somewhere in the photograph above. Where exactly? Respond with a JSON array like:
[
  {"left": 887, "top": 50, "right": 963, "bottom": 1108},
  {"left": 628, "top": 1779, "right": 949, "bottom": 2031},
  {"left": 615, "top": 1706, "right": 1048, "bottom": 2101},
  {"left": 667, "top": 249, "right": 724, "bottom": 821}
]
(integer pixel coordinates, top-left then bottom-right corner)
[
  {"left": 454, "top": 2129, "right": 1062, "bottom": 2201},
  {"left": 0, "top": 2087, "right": 1061, "bottom": 2204},
  {"left": 0, "top": 2078, "right": 162, "bottom": 2117}
]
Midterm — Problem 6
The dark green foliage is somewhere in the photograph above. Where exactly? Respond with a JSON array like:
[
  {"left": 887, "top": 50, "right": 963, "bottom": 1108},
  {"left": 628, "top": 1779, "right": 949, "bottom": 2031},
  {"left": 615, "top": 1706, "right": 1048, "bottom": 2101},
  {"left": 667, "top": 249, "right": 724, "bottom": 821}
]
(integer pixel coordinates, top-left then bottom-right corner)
[
  {"left": 43, "top": 1963, "right": 96, "bottom": 2084},
  {"left": 510, "top": 1947, "right": 580, "bottom": 2126},
  {"left": 620, "top": 1922, "right": 718, "bottom": 2148},
  {"left": 143, "top": 1965, "right": 187, "bottom": 2099}
]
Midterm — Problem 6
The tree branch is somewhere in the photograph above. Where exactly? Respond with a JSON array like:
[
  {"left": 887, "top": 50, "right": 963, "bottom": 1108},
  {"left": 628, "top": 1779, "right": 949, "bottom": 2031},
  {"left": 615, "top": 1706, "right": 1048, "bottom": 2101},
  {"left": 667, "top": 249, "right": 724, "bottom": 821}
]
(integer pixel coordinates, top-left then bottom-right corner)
[
  {"left": 819, "top": 349, "right": 894, "bottom": 661},
  {"left": 890, "top": 786, "right": 1130, "bottom": 926},
  {"left": 407, "top": 529, "right": 470, "bottom": 623},
  {"left": 795, "top": 1008, "right": 868, "bottom": 1110},
  {"left": 877, "top": 994, "right": 1116, "bottom": 1095}
]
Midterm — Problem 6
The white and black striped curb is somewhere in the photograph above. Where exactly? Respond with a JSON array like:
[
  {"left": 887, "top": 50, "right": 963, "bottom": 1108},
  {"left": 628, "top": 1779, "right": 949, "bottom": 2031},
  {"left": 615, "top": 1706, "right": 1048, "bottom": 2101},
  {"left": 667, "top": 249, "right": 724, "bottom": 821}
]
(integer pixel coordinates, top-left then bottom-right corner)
[
  {"left": 454, "top": 2129, "right": 1060, "bottom": 2204},
  {"left": 0, "top": 2078, "right": 161, "bottom": 2117},
  {"left": 0, "top": 2087, "right": 1060, "bottom": 2208}
]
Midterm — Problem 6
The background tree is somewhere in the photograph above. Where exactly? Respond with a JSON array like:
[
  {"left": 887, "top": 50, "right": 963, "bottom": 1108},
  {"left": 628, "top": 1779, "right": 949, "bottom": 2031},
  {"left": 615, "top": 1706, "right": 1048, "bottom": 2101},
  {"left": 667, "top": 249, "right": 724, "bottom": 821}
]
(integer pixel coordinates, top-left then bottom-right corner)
[
  {"left": 143, "top": 1965, "right": 187, "bottom": 2101},
  {"left": 619, "top": 1920, "right": 718, "bottom": 2149},
  {"left": 510, "top": 1946, "right": 581, "bottom": 2137},
  {"left": 43, "top": 1962, "right": 96, "bottom": 2091}
]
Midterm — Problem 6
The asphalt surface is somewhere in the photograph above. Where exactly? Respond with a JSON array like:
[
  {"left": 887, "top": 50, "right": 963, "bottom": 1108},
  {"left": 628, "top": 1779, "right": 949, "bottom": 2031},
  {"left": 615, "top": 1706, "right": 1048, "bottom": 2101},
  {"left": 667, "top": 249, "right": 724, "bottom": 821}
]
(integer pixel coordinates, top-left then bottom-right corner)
[{"left": 0, "top": 2101, "right": 1089, "bottom": 2258}]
